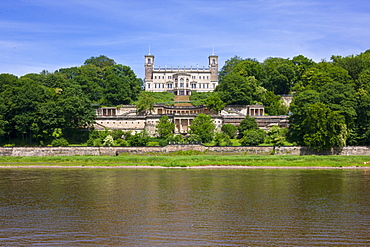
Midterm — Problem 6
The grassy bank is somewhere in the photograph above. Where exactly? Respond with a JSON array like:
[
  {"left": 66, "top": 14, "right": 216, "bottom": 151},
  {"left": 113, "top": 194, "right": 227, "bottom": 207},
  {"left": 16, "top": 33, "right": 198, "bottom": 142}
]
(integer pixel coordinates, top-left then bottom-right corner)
[{"left": 0, "top": 153, "right": 369, "bottom": 167}]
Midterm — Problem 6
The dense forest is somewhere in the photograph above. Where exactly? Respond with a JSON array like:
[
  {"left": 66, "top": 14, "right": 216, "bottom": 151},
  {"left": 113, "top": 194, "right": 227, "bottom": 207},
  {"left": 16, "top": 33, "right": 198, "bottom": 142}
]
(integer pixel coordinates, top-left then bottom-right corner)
[
  {"left": 0, "top": 55, "right": 142, "bottom": 146},
  {"left": 217, "top": 50, "right": 370, "bottom": 150},
  {"left": 1, "top": 50, "right": 370, "bottom": 150}
]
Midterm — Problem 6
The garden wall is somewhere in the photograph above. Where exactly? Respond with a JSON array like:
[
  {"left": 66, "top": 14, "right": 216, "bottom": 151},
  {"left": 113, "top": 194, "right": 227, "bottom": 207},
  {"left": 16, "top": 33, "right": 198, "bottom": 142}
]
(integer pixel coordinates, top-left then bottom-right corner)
[{"left": 1, "top": 145, "right": 370, "bottom": 156}]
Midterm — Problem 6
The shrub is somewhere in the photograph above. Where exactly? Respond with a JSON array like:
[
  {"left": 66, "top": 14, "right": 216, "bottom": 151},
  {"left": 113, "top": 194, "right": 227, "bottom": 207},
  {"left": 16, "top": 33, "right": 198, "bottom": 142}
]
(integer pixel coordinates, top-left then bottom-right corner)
[
  {"left": 240, "top": 129, "right": 266, "bottom": 146},
  {"left": 51, "top": 138, "right": 69, "bottom": 147}
]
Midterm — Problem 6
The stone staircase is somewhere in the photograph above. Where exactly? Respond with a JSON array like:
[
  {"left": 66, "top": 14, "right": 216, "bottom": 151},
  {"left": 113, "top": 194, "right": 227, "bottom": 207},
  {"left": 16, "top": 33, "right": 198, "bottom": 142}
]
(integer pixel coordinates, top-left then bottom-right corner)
[{"left": 174, "top": 95, "right": 192, "bottom": 106}]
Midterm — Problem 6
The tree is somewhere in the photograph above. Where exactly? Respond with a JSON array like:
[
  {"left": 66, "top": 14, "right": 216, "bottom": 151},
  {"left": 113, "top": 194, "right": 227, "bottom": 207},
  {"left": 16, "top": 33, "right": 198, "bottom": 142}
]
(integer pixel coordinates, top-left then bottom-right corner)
[
  {"left": 237, "top": 115, "right": 258, "bottom": 138},
  {"left": 205, "top": 93, "right": 225, "bottom": 114},
  {"left": 240, "top": 129, "right": 266, "bottom": 146},
  {"left": 262, "top": 91, "right": 288, "bottom": 115},
  {"left": 213, "top": 132, "right": 232, "bottom": 146},
  {"left": 216, "top": 73, "right": 265, "bottom": 105},
  {"left": 136, "top": 92, "right": 155, "bottom": 114},
  {"left": 219, "top": 56, "right": 244, "bottom": 80},
  {"left": 128, "top": 130, "right": 150, "bottom": 146},
  {"left": 189, "top": 113, "right": 215, "bottom": 143},
  {"left": 221, "top": 124, "right": 237, "bottom": 139},
  {"left": 287, "top": 90, "right": 321, "bottom": 144},
  {"left": 103, "top": 65, "right": 142, "bottom": 105},
  {"left": 84, "top": 55, "right": 116, "bottom": 68},
  {"left": 301, "top": 103, "right": 348, "bottom": 151},
  {"left": 266, "top": 126, "right": 286, "bottom": 147},
  {"left": 156, "top": 115, "right": 175, "bottom": 139}
]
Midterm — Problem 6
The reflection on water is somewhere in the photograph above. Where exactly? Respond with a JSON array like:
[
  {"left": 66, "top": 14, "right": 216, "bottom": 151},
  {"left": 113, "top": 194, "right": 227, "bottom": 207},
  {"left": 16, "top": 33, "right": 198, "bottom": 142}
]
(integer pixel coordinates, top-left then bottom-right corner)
[{"left": 0, "top": 169, "right": 369, "bottom": 246}]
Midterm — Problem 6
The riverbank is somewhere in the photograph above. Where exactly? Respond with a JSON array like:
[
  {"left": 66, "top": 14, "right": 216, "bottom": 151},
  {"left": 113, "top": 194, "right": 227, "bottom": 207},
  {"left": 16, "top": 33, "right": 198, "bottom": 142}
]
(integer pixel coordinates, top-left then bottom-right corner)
[
  {"left": 1, "top": 165, "right": 370, "bottom": 169},
  {"left": 1, "top": 155, "right": 370, "bottom": 168}
]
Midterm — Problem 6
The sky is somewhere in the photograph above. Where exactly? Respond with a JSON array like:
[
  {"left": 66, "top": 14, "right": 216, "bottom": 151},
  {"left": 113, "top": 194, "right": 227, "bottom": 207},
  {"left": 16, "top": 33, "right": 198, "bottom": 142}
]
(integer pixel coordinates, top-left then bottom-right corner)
[{"left": 1, "top": 0, "right": 370, "bottom": 79}]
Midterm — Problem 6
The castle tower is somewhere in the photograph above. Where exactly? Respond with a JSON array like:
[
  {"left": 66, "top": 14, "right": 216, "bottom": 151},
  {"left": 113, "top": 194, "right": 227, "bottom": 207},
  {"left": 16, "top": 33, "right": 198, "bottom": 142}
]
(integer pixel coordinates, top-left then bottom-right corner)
[
  {"left": 144, "top": 54, "right": 154, "bottom": 81},
  {"left": 208, "top": 55, "right": 218, "bottom": 82}
]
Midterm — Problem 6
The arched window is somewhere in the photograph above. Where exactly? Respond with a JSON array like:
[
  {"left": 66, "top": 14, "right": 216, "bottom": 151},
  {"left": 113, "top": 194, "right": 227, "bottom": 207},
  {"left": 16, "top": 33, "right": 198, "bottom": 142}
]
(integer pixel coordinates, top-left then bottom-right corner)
[{"left": 212, "top": 59, "right": 215, "bottom": 65}]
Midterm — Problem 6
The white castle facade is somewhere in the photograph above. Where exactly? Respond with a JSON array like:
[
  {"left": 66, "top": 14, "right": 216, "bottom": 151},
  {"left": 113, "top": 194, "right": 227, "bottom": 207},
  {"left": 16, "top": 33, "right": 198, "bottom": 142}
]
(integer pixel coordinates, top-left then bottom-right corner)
[{"left": 144, "top": 54, "right": 219, "bottom": 95}]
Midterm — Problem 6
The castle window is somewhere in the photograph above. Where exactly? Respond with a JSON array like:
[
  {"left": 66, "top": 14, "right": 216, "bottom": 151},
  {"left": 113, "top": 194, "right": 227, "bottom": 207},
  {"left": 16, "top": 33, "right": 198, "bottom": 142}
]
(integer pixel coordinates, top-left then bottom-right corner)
[
  {"left": 148, "top": 59, "right": 151, "bottom": 64},
  {"left": 212, "top": 59, "right": 215, "bottom": 65}
]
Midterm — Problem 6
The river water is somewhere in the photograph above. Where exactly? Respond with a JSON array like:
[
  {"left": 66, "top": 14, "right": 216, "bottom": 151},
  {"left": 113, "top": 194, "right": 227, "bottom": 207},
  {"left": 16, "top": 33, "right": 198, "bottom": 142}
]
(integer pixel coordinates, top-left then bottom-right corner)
[{"left": 0, "top": 168, "right": 369, "bottom": 246}]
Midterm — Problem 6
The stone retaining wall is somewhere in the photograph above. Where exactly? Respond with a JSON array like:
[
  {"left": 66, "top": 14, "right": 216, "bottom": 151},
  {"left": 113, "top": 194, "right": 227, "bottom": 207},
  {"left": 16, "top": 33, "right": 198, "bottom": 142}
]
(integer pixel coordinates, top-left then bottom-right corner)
[{"left": 1, "top": 145, "right": 370, "bottom": 156}]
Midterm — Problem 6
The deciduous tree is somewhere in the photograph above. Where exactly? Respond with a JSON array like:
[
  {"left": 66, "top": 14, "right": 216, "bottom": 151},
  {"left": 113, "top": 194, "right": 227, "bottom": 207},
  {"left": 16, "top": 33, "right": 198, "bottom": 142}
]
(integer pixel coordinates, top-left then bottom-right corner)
[{"left": 189, "top": 113, "right": 215, "bottom": 143}]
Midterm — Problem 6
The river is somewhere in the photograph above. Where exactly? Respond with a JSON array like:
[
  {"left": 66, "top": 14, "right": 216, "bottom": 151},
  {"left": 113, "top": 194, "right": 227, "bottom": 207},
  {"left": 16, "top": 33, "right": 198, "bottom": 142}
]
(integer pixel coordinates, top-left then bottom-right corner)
[{"left": 1, "top": 168, "right": 369, "bottom": 246}]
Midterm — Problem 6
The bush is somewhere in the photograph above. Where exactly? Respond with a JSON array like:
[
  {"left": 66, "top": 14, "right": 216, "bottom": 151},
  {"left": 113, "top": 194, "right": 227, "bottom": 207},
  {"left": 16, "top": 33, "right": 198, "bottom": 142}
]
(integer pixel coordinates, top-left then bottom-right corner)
[
  {"left": 51, "top": 138, "right": 69, "bottom": 147},
  {"left": 103, "top": 135, "right": 114, "bottom": 146},
  {"left": 240, "top": 129, "right": 266, "bottom": 146},
  {"left": 114, "top": 139, "right": 128, "bottom": 146},
  {"left": 221, "top": 124, "right": 237, "bottom": 139},
  {"left": 158, "top": 139, "right": 168, "bottom": 146}
]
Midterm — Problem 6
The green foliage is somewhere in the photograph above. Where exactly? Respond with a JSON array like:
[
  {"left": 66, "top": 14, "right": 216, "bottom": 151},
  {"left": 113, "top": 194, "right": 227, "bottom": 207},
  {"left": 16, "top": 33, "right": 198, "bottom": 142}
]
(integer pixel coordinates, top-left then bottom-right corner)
[
  {"left": 127, "top": 130, "right": 150, "bottom": 146},
  {"left": 189, "top": 92, "right": 213, "bottom": 106},
  {"left": 216, "top": 73, "right": 265, "bottom": 105},
  {"left": 103, "top": 65, "right": 142, "bottom": 105},
  {"left": 221, "top": 124, "right": 237, "bottom": 139},
  {"left": 158, "top": 139, "right": 168, "bottom": 146},
  {"left": 240, "top": 129, "right": 266, "bottom": 146},
  {"left": 266, "top": 126, "right": 287, "bottom": 147},
  {"left": 186, "top": 134, "right": 202, "bottom": 143},
  {"left": 301, "top": 103, "right": 348, "bottom": 151},
  {"left": 136, "top": 92, "right": 155, "bottom": 114},
  {"left": 84, "top": 55, "right": 116, "bottom": 68},
  {"left": 204, "top": 93, "right": 225, "bottom": 114},
  {"left": 103, "top": 135, "right": 114, "bottom": 147},
  {"left": 262, "top": 91, "right": 288, "bottom": 115},
  {"left": 189, "top": 113, "right": 216, "bottom": 143},
  {"left": 51, "top": 137, "right": 69, "bottom": 147},
  {"left": 168, "top": 134, "right": 184, "bottom": 143},
  {"left": 114, "top": 138, "right": 128, "bottom": 147},
  {"left": 156, "top": 115, "right": 175, "bottom": 139},
  {"left": 52, "top": 128, "right": 63, "bottom": 138},
  {"left": 0, "top": 73, "right": 95, "bottom": 145},
  {"left": 110, "top": 129, "right": 125, "bottom": 140},
  {"left": 213, "top": 132, "right": 232, "bottom": 146},
  {"left": 238, "top": 115, "right": 258, "bottom": 138},
  {"left": 136, "top": 91, "right": 174, "bottom": 104}
]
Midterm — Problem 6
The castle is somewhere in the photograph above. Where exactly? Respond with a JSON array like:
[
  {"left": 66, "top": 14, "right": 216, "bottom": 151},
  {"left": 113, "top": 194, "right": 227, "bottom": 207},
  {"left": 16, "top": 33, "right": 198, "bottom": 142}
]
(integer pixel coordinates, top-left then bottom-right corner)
[
  {"left": 144, "top": 54, "right": 219, "bottom": 95},
  {"left": 94, "top": 54, "right": 289, "bottom": 136}
]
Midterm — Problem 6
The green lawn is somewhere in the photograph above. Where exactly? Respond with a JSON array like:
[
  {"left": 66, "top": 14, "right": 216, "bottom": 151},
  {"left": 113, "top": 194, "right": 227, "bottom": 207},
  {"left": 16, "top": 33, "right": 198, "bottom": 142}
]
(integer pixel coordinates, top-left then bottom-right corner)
[{"left": 0, "top": 154, "right": 369, "bottom": 167}]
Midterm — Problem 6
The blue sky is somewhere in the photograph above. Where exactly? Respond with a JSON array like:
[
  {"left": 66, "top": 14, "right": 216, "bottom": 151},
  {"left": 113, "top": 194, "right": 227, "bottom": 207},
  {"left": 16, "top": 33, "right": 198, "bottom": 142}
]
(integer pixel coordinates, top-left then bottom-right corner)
[{"left": 1, "top": 0, "right": 370, "bottom": 79}]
